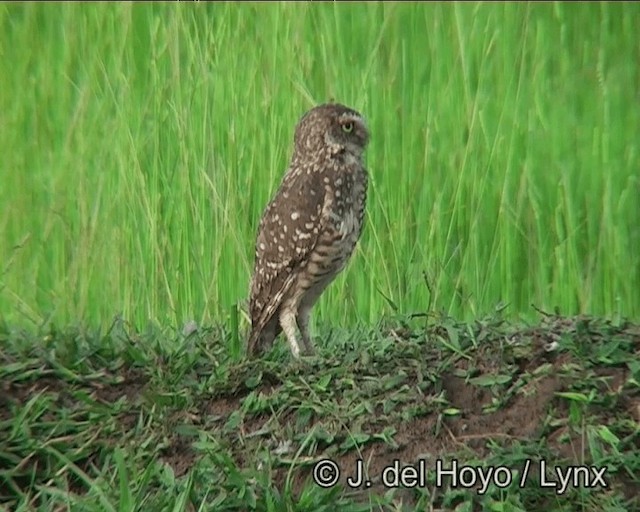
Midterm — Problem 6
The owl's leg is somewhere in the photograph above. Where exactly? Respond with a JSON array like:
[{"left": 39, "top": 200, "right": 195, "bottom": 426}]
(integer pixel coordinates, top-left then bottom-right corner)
[
  {"left": 296, "top": 306, "right": 316, "bottom": 355},
  {"left": 295, "top": 273, "right": 337, "bottom": 356},
  {"left": 279, "top": 307, "right": 302, "bottom": 359}
]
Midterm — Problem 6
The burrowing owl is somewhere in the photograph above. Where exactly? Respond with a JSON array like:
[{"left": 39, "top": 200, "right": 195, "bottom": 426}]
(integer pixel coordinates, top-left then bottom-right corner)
[{"left": 247, "top": 103, "right": 370, "bottom": 359}]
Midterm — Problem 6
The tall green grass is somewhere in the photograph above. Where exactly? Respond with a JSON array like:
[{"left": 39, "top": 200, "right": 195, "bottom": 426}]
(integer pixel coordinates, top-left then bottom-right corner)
[{"left": 1, "top": 3, "right": 639, "bottom": 331}]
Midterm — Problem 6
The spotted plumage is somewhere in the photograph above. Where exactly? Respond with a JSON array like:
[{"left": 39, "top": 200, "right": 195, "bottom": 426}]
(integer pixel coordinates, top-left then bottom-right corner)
[{"left": 247, "top": 103, "right": 370, "bottom": 359}]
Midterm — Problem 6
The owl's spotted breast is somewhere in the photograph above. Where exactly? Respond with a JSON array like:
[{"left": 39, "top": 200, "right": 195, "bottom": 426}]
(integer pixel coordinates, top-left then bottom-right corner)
[{"left": 324, "top": 167, "right": 367, "bottom": 262}]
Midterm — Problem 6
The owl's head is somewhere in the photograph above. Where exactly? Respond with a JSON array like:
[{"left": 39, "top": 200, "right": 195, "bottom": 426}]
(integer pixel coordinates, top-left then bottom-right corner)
[{"left": 293, "top": 103, "right": 369, "bottom": 160}]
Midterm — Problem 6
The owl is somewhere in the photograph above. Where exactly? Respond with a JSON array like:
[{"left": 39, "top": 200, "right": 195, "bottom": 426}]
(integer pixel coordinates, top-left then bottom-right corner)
[{"left": 247, "top": 103, "right": 370, "bottom": 359}]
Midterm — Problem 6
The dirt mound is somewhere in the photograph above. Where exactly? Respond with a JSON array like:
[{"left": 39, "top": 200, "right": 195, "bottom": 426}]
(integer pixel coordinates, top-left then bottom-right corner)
[
  {"left": 1, "top": 314, "right": 639, "bottom": 509},
  {"left": 199, "top": 314, "right": 640, "bottom": 508}
]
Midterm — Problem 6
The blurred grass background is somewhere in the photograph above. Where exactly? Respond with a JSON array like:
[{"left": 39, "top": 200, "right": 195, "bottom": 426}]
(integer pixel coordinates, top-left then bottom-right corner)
[{"left": 1, "top": 2, "right": 639, "bottom": 332}]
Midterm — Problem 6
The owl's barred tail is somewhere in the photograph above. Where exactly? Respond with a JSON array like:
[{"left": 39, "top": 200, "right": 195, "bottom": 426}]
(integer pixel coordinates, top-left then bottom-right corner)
[
  {"left": 246, "top": 323, "right": 280, "bottom": 357},
  {"left": 246, "top": 273, "right": 296, "bottom": 357},
  {"left": 246, "top": 328, "right": 261, "bottom": 357}
]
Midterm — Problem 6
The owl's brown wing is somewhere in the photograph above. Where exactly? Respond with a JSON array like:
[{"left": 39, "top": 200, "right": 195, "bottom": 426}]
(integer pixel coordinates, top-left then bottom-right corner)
[{"left": 247, "top": 168, "right": 328, "bottom": 353}]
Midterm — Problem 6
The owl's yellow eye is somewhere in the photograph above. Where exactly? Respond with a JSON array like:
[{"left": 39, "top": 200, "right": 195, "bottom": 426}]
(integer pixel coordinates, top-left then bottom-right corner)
[{"left": 342, "top": 122, "right": 354, "bottom": 133}]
